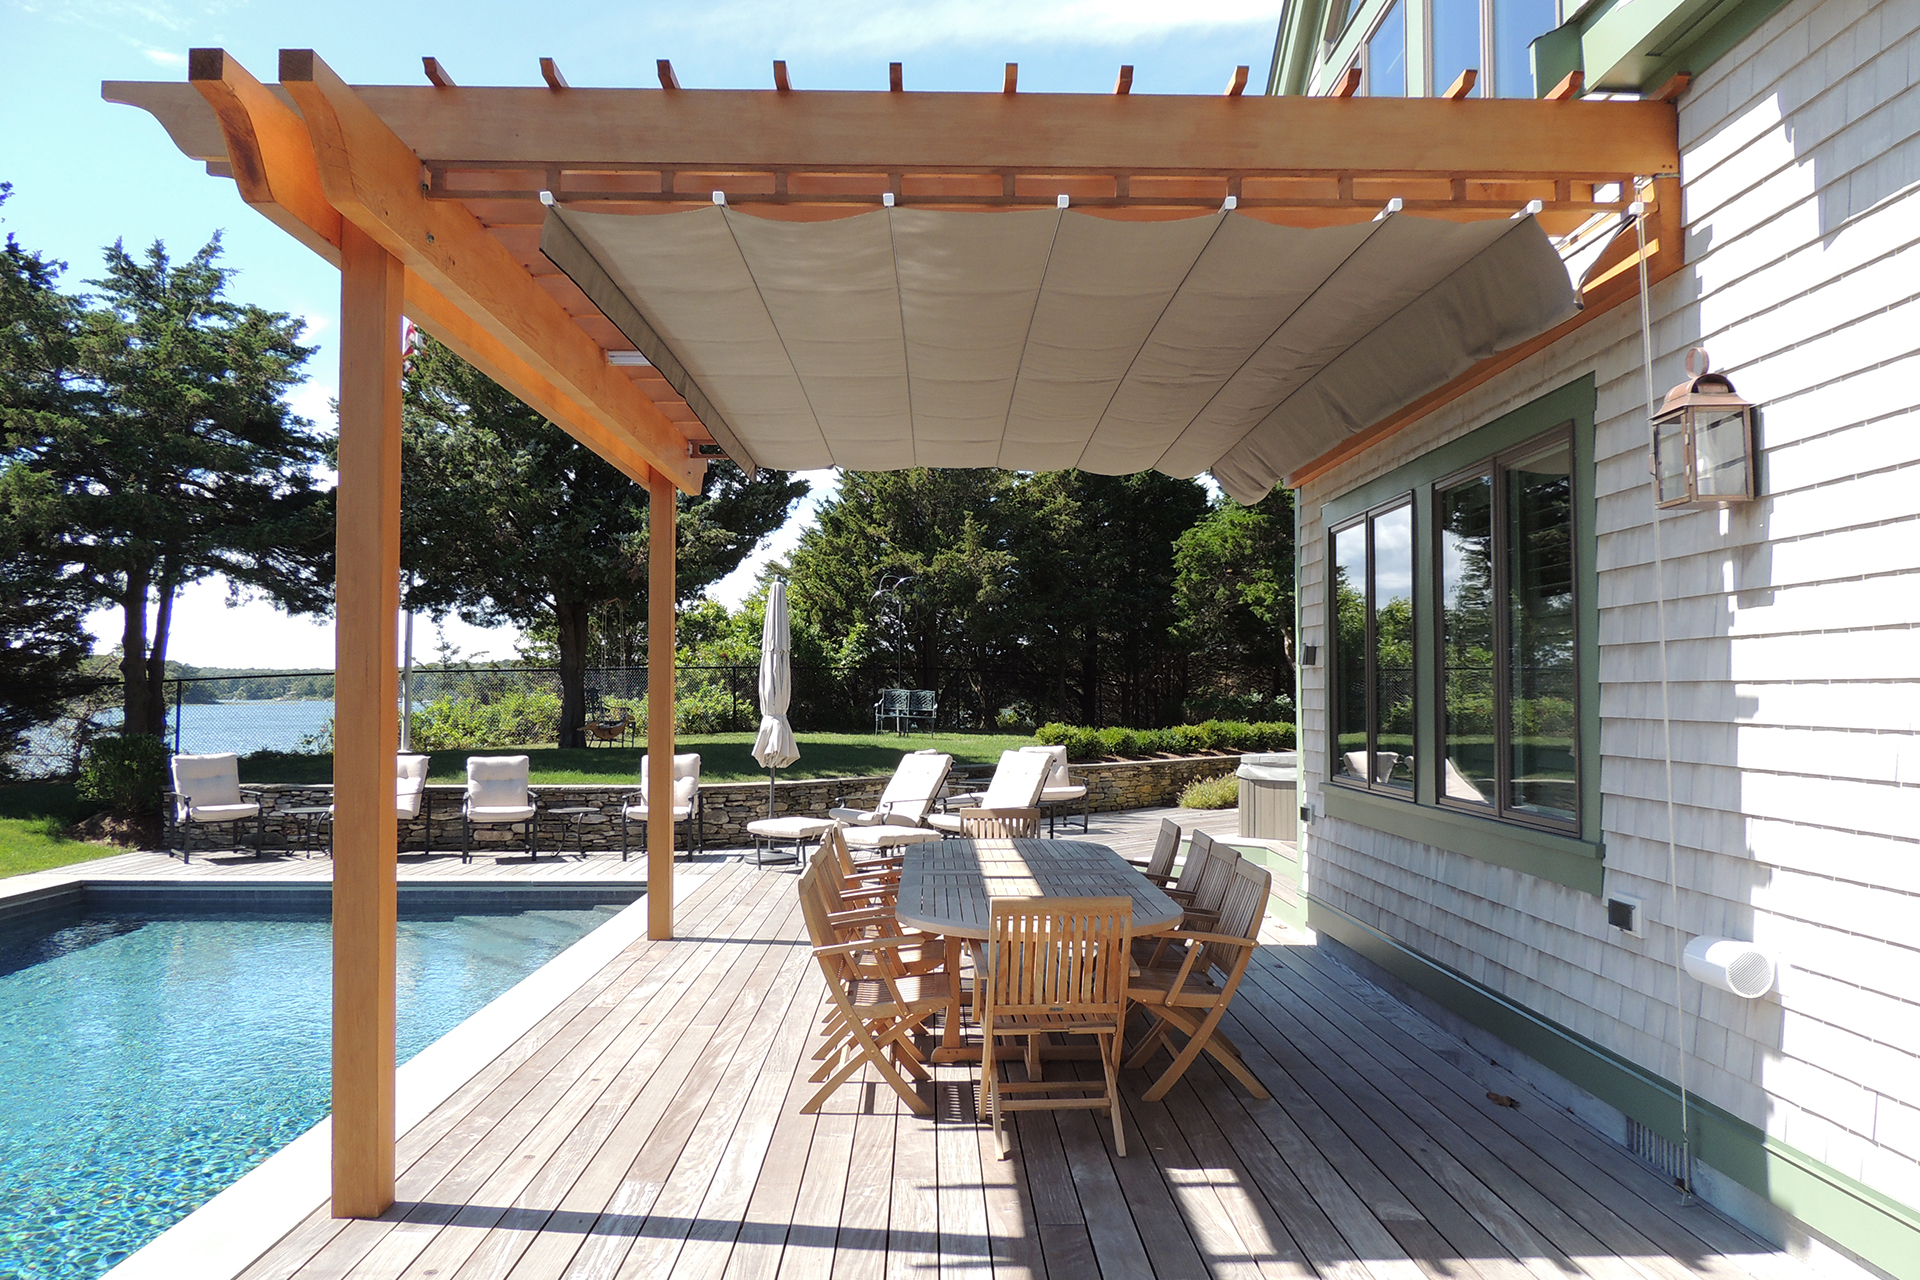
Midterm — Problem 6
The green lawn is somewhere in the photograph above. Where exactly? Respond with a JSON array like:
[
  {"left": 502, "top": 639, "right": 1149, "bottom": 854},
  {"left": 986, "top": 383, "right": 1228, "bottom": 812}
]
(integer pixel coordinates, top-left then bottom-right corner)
[
  {"left": 238, "top": 730, "right": 1039, "bottom": 786},
  {"left": 0, "top": 782, "right": 108, "bottom": 879}
]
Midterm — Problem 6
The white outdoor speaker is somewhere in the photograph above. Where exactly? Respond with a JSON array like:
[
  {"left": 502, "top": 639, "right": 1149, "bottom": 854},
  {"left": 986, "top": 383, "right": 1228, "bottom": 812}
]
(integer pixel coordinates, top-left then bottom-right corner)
[{"left": 1683, "top": 936, "right": 1776, "bottom": 999}]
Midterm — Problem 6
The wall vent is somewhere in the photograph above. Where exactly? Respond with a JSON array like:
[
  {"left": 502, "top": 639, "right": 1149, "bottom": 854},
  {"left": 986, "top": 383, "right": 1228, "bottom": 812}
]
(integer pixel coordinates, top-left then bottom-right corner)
[{"left": 1626, "top": 1117, "right": 1689, "bottom": 1185}]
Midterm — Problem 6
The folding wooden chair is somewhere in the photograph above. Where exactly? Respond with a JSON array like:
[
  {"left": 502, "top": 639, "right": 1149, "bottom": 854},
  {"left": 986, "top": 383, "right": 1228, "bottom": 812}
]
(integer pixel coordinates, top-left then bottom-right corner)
[
  {"left": 958, "top": 807, "right": 1041, "bottom": 839},
  {"left": 1138, "top": 840, "right": 1241, "bottom": 969},
  {"left": 798, "top": 861, "right": 950, "bottom": 1117},
  {"left": 974, "top": 895, "right": 1134, "bottom": 1157},
  {"left": 1125, "top": 858, "right": 1272, "bottom": 1103},
  {"left": 810, "top": 832, "right": 942, "bottom": 974},
  {"left": 1159, "top": 827, "right": 1217, "bottom": 907},
  {"left": 1125, "top": 817, "right": 1182, "bottom": 881}
]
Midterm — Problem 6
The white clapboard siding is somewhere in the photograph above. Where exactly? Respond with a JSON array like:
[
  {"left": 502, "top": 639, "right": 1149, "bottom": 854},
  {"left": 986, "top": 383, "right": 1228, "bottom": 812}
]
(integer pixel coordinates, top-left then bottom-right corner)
[{"left": 1295, "top": 0, "right": 1920, "bottom": 1216}]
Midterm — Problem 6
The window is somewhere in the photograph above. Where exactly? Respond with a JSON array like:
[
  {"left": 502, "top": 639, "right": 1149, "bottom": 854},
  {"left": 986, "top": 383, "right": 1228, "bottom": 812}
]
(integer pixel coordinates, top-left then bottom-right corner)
[
  {"left": 1367, "top": 2, "right": 1408, "bottom": 96},
  {"left": 1316, "top": 378, "right": 1598, "bottom": 891},
  {"left": 1437, "top": 429, "right": 1578, "bottom": 829},
  {"left": 1331, "top": 499, "right": 1415, "bottom": 794},
  {"left": 1431, "top": 0, "right": 1481, "bottom": 96},
  {"left": 1492, "top": 0, "right": 1557, "bottom": 96},
  {"left": 1427, "top": 0, "right": 1560, "bottom": 98}
]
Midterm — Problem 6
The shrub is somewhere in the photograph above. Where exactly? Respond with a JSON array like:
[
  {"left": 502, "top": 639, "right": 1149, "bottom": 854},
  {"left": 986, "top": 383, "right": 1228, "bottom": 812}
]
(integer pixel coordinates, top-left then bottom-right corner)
[
  {"left": 410, "top": 688, "right": 563, "bottom": 750},
  {"left": 76, "top": 734, "right": 170, "bottom": 816},
  {"left": 1178, "top": 772, "right": 1239, "bottom": 809},
  {"left": 1036, "top": 719, "right": 1296, "bottom": 761}
]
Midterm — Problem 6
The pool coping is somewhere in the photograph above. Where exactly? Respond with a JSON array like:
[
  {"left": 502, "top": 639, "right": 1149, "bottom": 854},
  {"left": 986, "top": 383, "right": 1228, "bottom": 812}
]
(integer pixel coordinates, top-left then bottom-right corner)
[{"left": 7, "top": 868, "right": 707, "bottom": 1280}]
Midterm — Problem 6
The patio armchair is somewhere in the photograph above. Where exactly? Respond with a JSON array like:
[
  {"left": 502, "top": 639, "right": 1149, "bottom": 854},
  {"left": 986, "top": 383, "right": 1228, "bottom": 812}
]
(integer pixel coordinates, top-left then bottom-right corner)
[
  {"left": 974, "top": 895, "right": 1134, "bottom": 1157},
  {"left": 460, "top": 755, "right": 541, "bottom": 862},
  {"left": 1125, "top": 817, "right": 1183, "bottom": 883},
  {"left": 1157, "top": 827, "right": 1217, "bottom": 906},
  {"left": 1020, "top": 744, "right": 1089, "bottom": 835},
  {"left": 798, "top": 860, "right": 948, "bottom": 1117},
  {"left": 1139, "top": 840, "right": 1242, "bottom": 968},
  {"left": 957, "top": 807, "right": 1041, "bottom": 839},
  {"left": 621, "top": 753, "right": 703, "bottom": 860},
  {"left": 1125, "top": 857, "right": 1273, "bottom": 1102},
  {"left": 396, "top": 753, "right": 431, "bottom": 852},
  {"left": 586, "top": 705, "right": 635, "bottom": 747},
  {"left": 167, "top": 753, "right": 263, "bottom": 862},
  {"left": 829, "top": 750, "right": 952, "bottom": 828},
  {"left": 927, "top": 749, "right": 1051, "bottom": 835}
]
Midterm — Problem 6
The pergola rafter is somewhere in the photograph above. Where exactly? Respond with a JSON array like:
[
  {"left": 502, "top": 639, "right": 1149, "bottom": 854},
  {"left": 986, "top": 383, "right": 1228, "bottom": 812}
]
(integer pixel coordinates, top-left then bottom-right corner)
[{"left": 106, "top": 48, "right": 1685, "bottom": 1224}]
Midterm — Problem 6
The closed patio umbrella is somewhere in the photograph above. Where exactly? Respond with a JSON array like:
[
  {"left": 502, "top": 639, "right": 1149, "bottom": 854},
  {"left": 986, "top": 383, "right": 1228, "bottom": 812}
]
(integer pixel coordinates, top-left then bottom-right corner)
[{"left": 751, "top": 578, "right": 800, "bottom": 817}]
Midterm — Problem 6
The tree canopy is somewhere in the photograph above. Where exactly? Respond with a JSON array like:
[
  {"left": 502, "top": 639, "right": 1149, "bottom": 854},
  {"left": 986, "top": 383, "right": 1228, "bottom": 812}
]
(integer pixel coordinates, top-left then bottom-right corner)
[
  {"left": 0, "top": 199, "right": 331, "bottom": 741},
  {"left": 397, "top": 332, "right": 808, "bottom": 745}
]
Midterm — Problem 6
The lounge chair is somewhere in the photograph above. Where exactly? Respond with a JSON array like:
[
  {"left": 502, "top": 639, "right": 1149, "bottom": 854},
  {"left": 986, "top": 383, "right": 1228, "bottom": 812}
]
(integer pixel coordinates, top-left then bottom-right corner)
[
  {"left": 460, "top": 755, "right": 540, "bottom": 862},
  {"left": 926, "top": 749, "right": 1051, "bottom": 835},
  {"left": 622, "top": 753, "right": 703, "bottom": 859},
  {"left": 168, "top": 753, "right": 262, "bottom": 861},
  {"left": 1020, "top": 744, "right": 1089, "bottom": 834},
  {"left": 830, "top": 750, "right": 952, "bottom": 828}
]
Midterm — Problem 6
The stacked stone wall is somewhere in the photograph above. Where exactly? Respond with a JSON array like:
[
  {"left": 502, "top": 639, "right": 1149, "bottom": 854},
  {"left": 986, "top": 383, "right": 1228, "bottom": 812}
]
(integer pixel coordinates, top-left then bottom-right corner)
[{"left": 204, "top": 754, "right": 1243, "bottom": 854}]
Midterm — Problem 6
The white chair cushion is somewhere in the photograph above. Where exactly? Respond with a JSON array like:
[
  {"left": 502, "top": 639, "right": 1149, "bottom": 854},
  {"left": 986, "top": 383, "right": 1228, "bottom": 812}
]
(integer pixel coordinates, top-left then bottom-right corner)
[
  {"left": 640, "top": 754, "right": 703, "bottom": 802},
  {"left": 171, "top": 753, "right": 243, "bottom": 807},
  {"left": 1020, "top": 744, "right": 1074, "bottom": 790},
  {"left": 981, "top": 749, "right": 1051, "bottom": 809},
  {"left": 827, "top": 806, "right": 887, "bottom": 826},
  {"left": 624, "top": 803, "right": 692, "bottom": 821},
  {"left": 925, "top": 812, "right": 963, "bottom": 834},
  {"left": 187, "top": 802, "right": 260, "bottom": 822},
  {"left": 466, "top": 756, "right": 530, "bottom": 810},
  {"left": 1040, "top": 784, "right": 1088, "bottom": 802},
  {"left": 468, "top": 804, "right": 536, "bottom": 823},
  {"left": 844, "top": 824, "right": 943, "bottom": 848},
  {"left": 396, "top": 754, "right": 430, "bottom": 818}
]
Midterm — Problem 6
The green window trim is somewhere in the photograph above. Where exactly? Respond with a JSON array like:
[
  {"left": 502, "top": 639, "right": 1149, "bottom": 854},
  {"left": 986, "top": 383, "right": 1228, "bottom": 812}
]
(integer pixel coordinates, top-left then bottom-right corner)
[
  {"left": 1318, "top": 375, "right": 1603, "bottom": 894},
  {"left": 1528, "top": 0, "right": 1796, "bottom": 97}
]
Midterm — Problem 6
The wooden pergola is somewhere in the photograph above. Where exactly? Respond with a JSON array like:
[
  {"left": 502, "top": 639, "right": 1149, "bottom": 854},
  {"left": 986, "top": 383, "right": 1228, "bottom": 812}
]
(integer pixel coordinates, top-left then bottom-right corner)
[{"left": 108, "top": 49, "right": 1682, "bottom": 1221}]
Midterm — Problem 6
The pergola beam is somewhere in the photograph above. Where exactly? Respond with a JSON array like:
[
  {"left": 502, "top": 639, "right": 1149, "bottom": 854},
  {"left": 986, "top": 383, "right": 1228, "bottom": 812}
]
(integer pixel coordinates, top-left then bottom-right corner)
[
  {"left": 185, "top": 51, "right": 666, "bottom": 488},
  {"left": 266, "top": 50, "right": 703, "bottom": 492}
]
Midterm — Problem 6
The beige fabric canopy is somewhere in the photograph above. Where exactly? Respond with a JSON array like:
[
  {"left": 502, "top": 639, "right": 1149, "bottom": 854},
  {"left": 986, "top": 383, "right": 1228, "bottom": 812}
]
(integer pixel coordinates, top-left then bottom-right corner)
[{"left": 544, "top": 206, "right": 1579, "bottom": 503}]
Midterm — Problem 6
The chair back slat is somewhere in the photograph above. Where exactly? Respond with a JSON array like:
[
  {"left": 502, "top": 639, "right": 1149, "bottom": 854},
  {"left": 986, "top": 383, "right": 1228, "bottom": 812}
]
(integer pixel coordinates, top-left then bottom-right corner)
[
  {"left": 1144, "top": 818, "right": 1181, "bottom": 880},
  {"left": 959, "top": 807, "right": 1040, "bottom": 839},
  {"left": 1201, "top": 859, "right": 1271, "bottom": 977},
  {"left": 987, "top": 896, "right": 1132, "bottom": 1016},
  {"left": 1170, "top": 827, "right": 1216, "bottom": 895},
  {"left": 1189, "top": 842, "right": 1241, "bottom": 918}
]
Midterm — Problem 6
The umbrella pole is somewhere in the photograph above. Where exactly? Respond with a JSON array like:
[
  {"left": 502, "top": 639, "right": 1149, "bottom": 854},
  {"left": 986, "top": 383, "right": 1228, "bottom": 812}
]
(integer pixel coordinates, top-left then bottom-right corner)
[{"left": 768, "top": 767, "right": 777, "bottom": 818}]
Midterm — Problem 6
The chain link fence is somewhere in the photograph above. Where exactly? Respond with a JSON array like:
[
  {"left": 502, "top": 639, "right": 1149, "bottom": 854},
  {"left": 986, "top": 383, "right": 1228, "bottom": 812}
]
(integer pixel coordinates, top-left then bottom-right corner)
[{"left": 6, "top": 655, "right": 1220, "bottom": 780}]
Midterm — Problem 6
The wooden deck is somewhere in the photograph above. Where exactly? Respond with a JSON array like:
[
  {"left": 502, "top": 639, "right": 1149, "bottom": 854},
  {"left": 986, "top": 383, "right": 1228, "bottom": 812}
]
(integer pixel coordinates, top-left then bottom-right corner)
[{"left": 102, "top": 806, "right": 1807, "bottom": 1280}]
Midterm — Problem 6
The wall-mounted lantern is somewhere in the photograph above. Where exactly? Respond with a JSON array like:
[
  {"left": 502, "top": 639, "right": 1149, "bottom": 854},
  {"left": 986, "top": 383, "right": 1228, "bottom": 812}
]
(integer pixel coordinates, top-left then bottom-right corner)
[{"left": 1653, "top": 348, "right": 1758, "bottom": 510}]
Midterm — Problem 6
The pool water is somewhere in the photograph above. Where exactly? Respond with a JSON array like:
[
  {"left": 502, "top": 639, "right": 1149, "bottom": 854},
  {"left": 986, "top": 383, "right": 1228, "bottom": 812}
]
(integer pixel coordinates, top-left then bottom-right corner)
[{"left": 0, "top": 900, "right": 626, "bottom": 1280}]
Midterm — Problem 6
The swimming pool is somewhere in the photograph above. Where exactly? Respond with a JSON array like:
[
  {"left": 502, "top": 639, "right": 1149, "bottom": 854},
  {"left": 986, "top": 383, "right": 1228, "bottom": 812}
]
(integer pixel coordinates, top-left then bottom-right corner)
[{"left": 0, "top": 893, "right": 633, "bottom": 1280}]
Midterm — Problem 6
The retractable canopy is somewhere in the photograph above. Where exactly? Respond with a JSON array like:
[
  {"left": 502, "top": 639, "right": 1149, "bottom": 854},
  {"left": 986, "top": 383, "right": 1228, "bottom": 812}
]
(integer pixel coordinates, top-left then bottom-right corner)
[{"left": 545, "top": 204, "right": 1578, "bottom": 504}]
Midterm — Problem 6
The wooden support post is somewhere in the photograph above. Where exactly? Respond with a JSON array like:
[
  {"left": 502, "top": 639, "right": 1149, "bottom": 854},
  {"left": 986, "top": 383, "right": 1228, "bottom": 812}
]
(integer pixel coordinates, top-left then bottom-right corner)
[
  {"left": 647, "top": 466, "right": 676, "bottom": 940},
  {"left": 332, "top": 221, "right": 402, "bottom": 1219}
]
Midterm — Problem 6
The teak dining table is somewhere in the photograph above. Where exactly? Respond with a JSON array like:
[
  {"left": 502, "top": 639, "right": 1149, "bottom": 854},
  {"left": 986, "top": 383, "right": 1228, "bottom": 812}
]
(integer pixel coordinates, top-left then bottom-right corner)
[{"left": 894, "top": 837, "right": 1185, "bottom": 1062}]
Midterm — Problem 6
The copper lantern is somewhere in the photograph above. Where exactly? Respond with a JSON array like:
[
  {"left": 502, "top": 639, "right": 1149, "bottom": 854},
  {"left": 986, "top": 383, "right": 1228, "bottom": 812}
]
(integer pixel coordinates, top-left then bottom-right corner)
[{"left": 1652, "top": 349, "right": 1757, "bottom": 510}]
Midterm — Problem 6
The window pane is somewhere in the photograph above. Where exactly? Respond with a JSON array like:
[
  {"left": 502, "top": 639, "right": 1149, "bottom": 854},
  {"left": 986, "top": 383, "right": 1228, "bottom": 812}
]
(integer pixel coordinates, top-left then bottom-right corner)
[
  {"left": 1493, "top": 0, "right": 1555, "bottom": 97},
  {"left": 1432, "top": 0, "right": 1481, "bottom": 96},
  {"left": 1368, "top": 1, "right": 1407, "bottom": 96},
  {"left": 1653, "top": 414, "right": 1690, "bottom": 504},
  {"left": 1371, "top": 505, "right": 1415, "bottom": 791},
  {"left": 1505, "top": 441, "right": 1576, "bottom": 822},
  {"left": 1694, "top": 409, "right": 1750, "bottom": 499},
  {"left": 1333, "top": 524, "right": 1368, "bottom": 782},
  {"left": 1439, "top": 474, "right": 1495, "bottom": 806}
]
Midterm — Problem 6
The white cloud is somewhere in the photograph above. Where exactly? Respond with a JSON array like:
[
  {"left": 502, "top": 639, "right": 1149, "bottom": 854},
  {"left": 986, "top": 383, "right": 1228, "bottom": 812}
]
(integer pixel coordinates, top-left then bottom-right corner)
[
  {"left": 665, "top": 0, "right": 1278, "bottom": 55},
  {"left": 143, "top": 48, "right": 186, "bottom": 66}
]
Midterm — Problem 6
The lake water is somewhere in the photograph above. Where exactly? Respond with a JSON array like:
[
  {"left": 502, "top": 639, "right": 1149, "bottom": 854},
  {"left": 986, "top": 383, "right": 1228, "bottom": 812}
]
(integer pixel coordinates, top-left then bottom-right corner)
[{"left": 171, "top": 700, "right": 336, "bottom": 755}]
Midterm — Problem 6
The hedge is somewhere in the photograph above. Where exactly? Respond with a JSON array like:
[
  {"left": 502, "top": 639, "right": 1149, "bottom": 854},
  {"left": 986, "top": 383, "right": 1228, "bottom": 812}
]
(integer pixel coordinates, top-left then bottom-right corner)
[{"left": 1033, "top": 719, "right": 1295, "bottom": 763}]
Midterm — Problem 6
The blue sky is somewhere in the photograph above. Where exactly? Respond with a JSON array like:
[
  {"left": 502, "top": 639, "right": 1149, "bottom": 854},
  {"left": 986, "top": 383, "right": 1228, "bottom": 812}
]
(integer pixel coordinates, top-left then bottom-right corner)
[{"left": 2, "top": 0, "right": 1280, "bottom": 667}]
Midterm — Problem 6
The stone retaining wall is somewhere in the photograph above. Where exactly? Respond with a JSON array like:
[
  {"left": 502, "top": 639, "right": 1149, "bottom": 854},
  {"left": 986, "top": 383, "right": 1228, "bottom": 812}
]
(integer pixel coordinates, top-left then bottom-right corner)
[{"left": 208, "top": 754, "right": 1242, "bottom": 854}]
